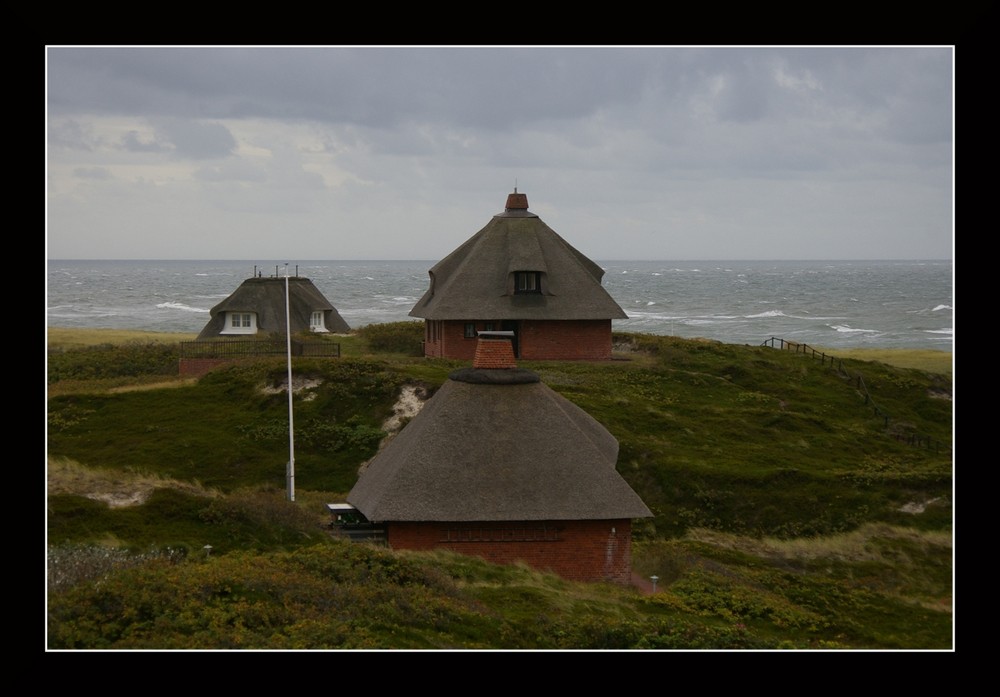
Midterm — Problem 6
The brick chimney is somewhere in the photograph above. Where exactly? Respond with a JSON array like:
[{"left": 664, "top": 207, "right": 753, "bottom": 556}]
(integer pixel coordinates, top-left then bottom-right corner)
[
  {"left": 473, "top": 332, "right": 517, "bottom": 369},
  {"left": 505, "top": 188, "right": 528, "bottom": 212}
]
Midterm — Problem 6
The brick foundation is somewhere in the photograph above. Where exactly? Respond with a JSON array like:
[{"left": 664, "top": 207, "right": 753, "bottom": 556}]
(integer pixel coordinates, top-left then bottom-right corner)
[{"left": 386, "top": 519, "right": 634, "bottom": 584}]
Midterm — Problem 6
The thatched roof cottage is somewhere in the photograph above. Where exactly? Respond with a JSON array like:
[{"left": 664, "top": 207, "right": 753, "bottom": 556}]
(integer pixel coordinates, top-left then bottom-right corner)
[
  {"left": 409, "top": 190, "right": 627, "bottom": 360},
  {"left": 196, "top": 275, "right": 350, "bottom": 340},
  {"left": 346, "top": 333, "right": 652, "bottom": 584}
]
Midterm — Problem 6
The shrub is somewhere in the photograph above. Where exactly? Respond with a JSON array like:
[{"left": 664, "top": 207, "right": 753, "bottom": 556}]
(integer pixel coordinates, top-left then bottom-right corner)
[
  {"left": 357, "top": 321, "right": 424, "bottom": 356},
  {"left": 48, "top": 341, "right": 179, "bottom": 383}
]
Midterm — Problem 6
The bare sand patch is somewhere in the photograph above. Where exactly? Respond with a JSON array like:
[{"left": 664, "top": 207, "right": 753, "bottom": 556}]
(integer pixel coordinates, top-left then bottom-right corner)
[{"left": 47, "top": 456, "right": 218, "bottom": 508}]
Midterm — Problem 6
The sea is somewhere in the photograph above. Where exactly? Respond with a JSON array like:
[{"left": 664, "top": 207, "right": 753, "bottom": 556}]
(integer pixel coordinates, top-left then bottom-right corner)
[{"left": 46, "top": 259, "right": 954, "bottom": 353}]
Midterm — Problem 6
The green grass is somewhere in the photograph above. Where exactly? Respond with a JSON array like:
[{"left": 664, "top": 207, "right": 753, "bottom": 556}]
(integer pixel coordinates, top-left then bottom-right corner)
[{"left": 46, "top": 328, "right": 953, "bottom": 649}]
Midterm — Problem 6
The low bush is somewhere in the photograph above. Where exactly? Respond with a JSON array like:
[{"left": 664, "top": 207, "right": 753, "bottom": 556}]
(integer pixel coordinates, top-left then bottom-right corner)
[
  {"left": 357, "top": 321, "right": 424, "bottom": 355},
  {"left": 48, "top": 341, "right": 179, "bottom": 383}
]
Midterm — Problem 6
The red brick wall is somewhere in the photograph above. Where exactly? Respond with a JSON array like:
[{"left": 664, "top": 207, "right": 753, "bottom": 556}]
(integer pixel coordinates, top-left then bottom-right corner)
[
  {"left": 518, "top": 320, "right": 612, "bottom": 360},
  {"left": 422, "top": 320, "right": 472, "bottom": 359},
  {"left": 422, "top": 320, "right": 613, "bottom": 361},
  {"left": 441, "top": 321, "right": 478, "bottom": 361},
  {"left": 386, "top": 519, "right": 634, "bottom": 585}
]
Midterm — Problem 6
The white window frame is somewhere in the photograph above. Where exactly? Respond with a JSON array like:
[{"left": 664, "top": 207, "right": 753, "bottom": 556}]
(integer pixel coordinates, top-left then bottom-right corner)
[
  {"left": 221, "top": 312, "right": 257, "bottom": 335},
  {"left": 310, "top": 310, "right": 328, "bottom": 333}
]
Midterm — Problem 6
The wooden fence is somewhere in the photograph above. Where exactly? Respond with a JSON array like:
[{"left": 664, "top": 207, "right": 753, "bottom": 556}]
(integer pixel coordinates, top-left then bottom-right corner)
[{"left": 761, "top": 336, "right": 949, "bottom": 454}]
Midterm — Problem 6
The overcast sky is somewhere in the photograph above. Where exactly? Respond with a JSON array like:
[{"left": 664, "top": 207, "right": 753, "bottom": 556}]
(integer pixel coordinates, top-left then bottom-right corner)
[{"left": 46, "top": 46, "right": 954, "bottom": 261}]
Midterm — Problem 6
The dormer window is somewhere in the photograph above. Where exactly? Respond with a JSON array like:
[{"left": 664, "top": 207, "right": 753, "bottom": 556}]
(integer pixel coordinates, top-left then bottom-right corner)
[
  {"left": 515, "top": 271, "right": 541, "bottom": 294},
  {"left": 222, "top": 312, "right": 257, "bottom": 335},
  {"left": 310, "top": 310, "right": 328, "bottom": 332}
]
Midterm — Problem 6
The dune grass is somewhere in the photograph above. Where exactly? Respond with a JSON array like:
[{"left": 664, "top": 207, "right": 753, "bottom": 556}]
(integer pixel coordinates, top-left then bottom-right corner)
[
  {"left": 814, "top": 346, "right": 952, "bottom": 378},
  {"left": 45, "top": 328, "right": 953, "bottom": 649}
]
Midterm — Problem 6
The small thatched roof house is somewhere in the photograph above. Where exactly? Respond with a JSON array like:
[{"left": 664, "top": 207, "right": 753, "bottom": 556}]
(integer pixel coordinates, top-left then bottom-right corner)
[
  {"left": 347, "top": 333, "right": 652, "bottom": 584},
  {"left": 196, "top": 275, "right": 350, "bottom": 340},
  {"left": 409, "top": 190, "right": 627, "bottom": 361}
]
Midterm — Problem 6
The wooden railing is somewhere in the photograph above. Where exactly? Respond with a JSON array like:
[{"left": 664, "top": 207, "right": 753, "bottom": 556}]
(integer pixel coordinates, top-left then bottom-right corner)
[
  {"left": 181, "top": 339, "right": 340, "bottom": 359},
  {"left": 760, "top": 337, "right": 847, "bottom": 370},
  {"left": 761, "top": 337, "right": 949, "bottom": 453}
]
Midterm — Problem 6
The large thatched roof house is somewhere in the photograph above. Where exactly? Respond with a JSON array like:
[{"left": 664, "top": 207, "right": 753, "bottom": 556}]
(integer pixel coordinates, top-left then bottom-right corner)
[
  {"left": 409, "top": 190, "right": 627, "bottom": 361},
  {"left": 346, "top": 333, "right": 652, "bottom": 584},
  {"left": 196, "top": 275, "right": 350, "bottom": 340}
]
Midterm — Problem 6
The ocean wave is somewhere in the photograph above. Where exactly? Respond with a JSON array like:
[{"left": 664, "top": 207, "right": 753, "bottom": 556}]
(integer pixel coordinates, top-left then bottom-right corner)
[
  {"left": 932, "top": 304, "right": 952, "bottom": 312},
  {"left": 746, "top": 310, "right": 786, "bottom": 319},
  {"left": 926, "top": 328, "right": 953, "bottom": 335},
  {"left": 156, "top": 302, "right": 209, "bottom": 314},
  {"left": 830, "top": 324, "right": 878, "bottom": 334},
  {"left": 618, "top": 313, "right": 669, "bottom": 322}
]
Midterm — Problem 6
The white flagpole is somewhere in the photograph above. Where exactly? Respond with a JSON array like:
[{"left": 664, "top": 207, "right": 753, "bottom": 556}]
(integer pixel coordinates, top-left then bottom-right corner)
[{"left": 285, "top": 263, "right": 295, "bottom": 502}]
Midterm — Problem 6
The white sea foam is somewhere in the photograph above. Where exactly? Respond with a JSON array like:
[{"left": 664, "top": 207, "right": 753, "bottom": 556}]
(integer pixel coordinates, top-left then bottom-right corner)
[
  {"left": 157, "top": 302, "right": 209, "bottom": 314},
  {"left": 830, "top": 325, "right": 878, "bottom": 334},
  {"left": 932, "top": 304, "right": 952, "bottom": 312}
]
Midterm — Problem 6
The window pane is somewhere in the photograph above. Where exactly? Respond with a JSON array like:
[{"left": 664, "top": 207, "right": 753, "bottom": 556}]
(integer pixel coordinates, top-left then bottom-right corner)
[{"left": 515, "top": 272, "right": 538, "bottom": 293}]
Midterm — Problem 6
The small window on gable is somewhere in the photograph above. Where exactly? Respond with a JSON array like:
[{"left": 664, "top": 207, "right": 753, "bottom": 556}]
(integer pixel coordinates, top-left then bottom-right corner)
[
  {"left": 464, "top": 323, "right": 476, "bottom": 338},
  {"left": 515, "top": 271, "right": 541, "bottom": 294}
]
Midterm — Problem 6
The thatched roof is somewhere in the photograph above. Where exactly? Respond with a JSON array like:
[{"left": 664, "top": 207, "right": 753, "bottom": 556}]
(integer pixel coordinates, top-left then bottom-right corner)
[
  {"left": 347, "top": 338, "right": 651, "bottom": 523},
  {"left": 197, "top": 276, "right": 350, "bottom": 339},
  {"left": 409, "top": 191, "right": 627, "bottom": 321}
]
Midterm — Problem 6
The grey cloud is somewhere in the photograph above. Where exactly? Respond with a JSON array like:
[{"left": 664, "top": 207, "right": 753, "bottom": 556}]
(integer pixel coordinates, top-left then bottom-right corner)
[
  {"left": 73, "top": 167, "right": 112, "bottom": 180},
  {"left": 46, "top": 47, "right": 951, "bottom": 153},
  {"left": 45, "top": 46, "right": 954, "bottom": 261},
  {"left": 193, "top": 162, "right": 267, "bottom": 183},
  {"left": 46, "top": 47, "right": 664, "bottom": 129},
  {"left": 121, "top": 129, "right": 169, "bottom": 153},
  {"left": 154, "top": 119, "right": 238, "bottom": 159},
  {"left": 49, "top": 119, "right": 97, "bottom": 151}
]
